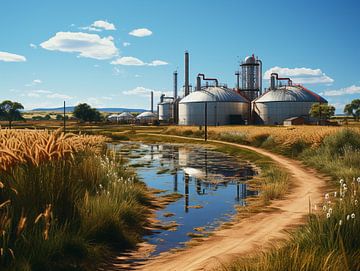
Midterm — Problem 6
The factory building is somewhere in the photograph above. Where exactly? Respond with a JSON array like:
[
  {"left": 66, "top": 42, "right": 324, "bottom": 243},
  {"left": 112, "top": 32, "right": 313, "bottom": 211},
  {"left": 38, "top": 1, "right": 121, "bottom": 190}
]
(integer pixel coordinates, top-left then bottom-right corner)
[
  {"left": 178, "top": 86, "right": 249, "bottom": 125},
  {"left": 253, "top": 73, "right": 327, "bottom": 125},
  {"left": 156, "top": 52, "right": 327, "bottom": 126}
]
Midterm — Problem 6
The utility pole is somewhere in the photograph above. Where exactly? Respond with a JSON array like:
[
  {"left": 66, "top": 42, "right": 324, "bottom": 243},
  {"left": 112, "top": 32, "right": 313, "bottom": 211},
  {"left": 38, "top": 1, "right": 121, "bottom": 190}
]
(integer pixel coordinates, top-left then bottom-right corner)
[
  {"left": 204, "top": 102, "right": 208, "bottom": 141},
  {"left": 63, "top": 101, "right": 66, "bottom": 133}
]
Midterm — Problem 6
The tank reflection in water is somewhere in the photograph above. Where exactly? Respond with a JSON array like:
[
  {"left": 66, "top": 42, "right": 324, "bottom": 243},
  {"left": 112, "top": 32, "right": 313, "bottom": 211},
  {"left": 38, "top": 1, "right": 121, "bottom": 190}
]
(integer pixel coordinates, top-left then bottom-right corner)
[{"left": 110, "top": 143, "right": 258, "bottom": 255}]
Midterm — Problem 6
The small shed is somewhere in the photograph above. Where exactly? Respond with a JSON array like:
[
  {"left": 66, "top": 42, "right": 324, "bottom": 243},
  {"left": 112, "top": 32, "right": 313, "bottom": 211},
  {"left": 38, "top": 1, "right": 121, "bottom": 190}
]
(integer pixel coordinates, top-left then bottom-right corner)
[{"left": 283, "top": 116, "right": 305, "bottom": 126}]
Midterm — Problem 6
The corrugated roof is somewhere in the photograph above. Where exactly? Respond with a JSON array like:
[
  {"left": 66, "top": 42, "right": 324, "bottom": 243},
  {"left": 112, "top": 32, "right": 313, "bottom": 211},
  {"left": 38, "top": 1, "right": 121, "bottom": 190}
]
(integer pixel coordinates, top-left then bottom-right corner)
[
  {"left": 136, "top": 111, "right": 157, "bottom": 119},
  {"left": 179, "top": 87, "right": 249, "bottom": 104},
  {"left": 119, "top": 112, "right": 134, "bottom": 118},
  {"left": 254, "top": 86, "right": 327, "bottom": 103}
]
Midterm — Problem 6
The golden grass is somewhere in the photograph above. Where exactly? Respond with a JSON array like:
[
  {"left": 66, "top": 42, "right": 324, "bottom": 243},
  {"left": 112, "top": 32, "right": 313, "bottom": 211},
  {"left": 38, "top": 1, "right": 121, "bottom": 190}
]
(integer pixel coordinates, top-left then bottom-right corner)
[
  {"left": 165, "top": 125, "right": 360, "bottom": 147},
  {"left": 0, "top": 128, "right": 107, "bottom": 171}
]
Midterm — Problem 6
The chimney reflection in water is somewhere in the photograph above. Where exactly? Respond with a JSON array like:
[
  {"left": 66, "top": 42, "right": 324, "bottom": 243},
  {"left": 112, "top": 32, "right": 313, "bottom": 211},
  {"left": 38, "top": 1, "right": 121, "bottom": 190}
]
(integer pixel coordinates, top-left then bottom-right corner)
[{"left": 184, "top": 173, "right": 189, "bottom": 213}]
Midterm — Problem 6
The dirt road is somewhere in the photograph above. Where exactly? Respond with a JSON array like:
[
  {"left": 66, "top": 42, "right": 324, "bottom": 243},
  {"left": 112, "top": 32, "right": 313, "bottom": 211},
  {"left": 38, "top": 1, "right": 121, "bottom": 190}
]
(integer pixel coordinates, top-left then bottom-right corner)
[{"left": 111, "top": 135, "right": 327, "bottom": 271}]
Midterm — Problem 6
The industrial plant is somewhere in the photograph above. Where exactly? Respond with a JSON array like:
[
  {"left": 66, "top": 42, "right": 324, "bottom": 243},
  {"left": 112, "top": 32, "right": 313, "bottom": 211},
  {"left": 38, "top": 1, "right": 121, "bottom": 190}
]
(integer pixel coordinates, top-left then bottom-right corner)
[{"left": 156, "top": 51, "right": 327, "bottom": 126}]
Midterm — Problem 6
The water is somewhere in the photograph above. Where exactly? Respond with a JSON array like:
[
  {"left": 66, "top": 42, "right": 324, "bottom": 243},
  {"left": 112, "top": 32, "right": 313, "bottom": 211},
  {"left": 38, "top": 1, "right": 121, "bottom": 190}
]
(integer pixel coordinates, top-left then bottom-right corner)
[{"left": 110, "top": 142, "right": 258, "bottom": 256}]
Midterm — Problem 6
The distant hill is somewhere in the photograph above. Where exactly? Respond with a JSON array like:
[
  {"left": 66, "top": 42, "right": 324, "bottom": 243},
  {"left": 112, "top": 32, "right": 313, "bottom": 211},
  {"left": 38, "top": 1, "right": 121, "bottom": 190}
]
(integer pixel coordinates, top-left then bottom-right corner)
[{"left": 30, "top": 106, "right": 147, "bottom": 113}]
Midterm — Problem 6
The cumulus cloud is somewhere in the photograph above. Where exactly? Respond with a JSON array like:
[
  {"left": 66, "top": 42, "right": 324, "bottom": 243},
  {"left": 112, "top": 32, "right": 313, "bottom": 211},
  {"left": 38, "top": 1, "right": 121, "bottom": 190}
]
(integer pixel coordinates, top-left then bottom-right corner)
[
  {"left": 81, "top": 20, "right": 116, "bottom": 31},
  {"left": 111, "top": 56, "right": 168, "bottom": 66},
  {"left": 123, "top": 86, "right": 171, "bottom": 98},
  {"left": 21, "top": 89, "right": 74, "bottom": 100},
  {"left": 30, "top": 43, "right": 37, "bottom": 49},
  {"left": 264, "top": 66, "right": 334, "bottom": 84},
  {"left": 0, "top": 51, "right": 26, "bottom": 62},
  {"left": 40, "top": 32, "right": 118, "bottom": 60},
  {"left": 129, "top": 28, "right": 152, "bottom": 37},
  {"left": 123, "top": 42, "right": 131, "bottom": 47},
  {"left": 148, "top": 60, "right": 168, "bottom": 66},
  {"left": 321, "top": 85, "right": 360, "bottom": 96},
  {"left": 111, "top": 56, "right": 145, "bottom": 66}
]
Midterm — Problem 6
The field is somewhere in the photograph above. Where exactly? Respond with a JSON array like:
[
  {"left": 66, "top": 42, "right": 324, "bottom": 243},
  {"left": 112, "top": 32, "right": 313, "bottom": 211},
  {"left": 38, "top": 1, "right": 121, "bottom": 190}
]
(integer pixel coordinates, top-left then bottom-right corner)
[{"left": 0, "top": 129, "right": 152, "bottom": 270}]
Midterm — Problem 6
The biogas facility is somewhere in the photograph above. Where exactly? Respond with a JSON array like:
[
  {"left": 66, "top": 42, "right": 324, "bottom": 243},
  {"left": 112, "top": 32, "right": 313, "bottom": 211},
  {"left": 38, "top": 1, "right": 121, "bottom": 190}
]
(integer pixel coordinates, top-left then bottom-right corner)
[{"left": 157, "top": 52, "right": 327, "bottom": 126}]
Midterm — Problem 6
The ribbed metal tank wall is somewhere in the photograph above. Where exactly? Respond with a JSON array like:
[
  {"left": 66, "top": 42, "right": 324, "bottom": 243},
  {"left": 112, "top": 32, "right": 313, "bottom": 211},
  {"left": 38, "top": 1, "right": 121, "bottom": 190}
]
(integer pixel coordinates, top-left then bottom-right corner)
[
  {"left": 178, "top": 102, "right": 248, "bottom": 125},
  {"left": 158, "top": 101, "right": 174, "bottom": 122}
]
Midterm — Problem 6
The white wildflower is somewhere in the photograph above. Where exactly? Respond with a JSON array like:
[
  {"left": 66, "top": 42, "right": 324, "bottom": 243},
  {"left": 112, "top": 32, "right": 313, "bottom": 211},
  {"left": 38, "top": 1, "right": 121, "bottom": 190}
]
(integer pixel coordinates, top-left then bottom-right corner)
[
  {"left": 323, "top": 205, "right": 327, "bottom": 211},
  {"left": 328, "top": 208, "right": 333, "bottom": 214},
  {"left": 351, "top": 213, "right": 355, "bottom": 219},
  {"left": 347, "top": 214, "right": 350, "bottom": 220},
  {"left": 355, "top": 199, "right": 358, "bottom": 206},
  {"left": 340, "top": 179, "right": 344, "bottom": 185},
  {"left": 334, "top": 192, "right": 337, "bottom": 197},
  {"left": 339, "top": 219, "right": 342, "bottom": 226},
  {"left": 357, "top": 177, "right": 360, "bottom": 183},
  {"left": 325, "top": 193, "right": 329, "bottom": 200},
  {"left": 326, "top": 213, "right": 331, "bottom": 219}
]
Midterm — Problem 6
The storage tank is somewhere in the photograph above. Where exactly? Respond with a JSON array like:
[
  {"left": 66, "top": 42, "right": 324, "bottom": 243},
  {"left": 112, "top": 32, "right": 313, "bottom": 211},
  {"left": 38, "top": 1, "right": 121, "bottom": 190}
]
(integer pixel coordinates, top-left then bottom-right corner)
[
  {"left": 158, "top": 99, "right": 174, "bottom": 122},
  {"left": 253, "top": 85, "right": 327, "bottom": 125},
  {"left": 178, "top": 86, "right": 249, "bottom": 126},
  {"left": 136, "top": 111, "right": 157, "bottom": 124},
  {"left": 118, "top": 112, "right": 134, "bottom": 123}
]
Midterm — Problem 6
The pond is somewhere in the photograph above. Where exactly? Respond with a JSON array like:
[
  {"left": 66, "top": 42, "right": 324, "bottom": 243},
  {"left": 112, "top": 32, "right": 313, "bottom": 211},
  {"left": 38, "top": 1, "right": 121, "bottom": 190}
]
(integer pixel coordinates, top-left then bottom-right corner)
[{"left": 109, "top": 142, "right": 258, "bottom": 256}]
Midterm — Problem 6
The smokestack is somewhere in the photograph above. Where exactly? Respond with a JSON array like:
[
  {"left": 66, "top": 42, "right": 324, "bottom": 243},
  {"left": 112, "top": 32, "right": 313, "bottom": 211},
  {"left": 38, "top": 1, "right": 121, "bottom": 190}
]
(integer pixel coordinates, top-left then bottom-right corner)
[
  {"left": 151, "top": 91, "right": 154, "bottom": 112},
  {"left": 184, "top": 51, "right": 189, "bottom": 96},
  {"left": 235, "top": 71, "right": 240, "bottom": 90},
  {"left": 173, "top": 71, "right": 178, "bottom": 98},
  {"left": 196, "top": 75, "right": 201, "bottom": 91}
]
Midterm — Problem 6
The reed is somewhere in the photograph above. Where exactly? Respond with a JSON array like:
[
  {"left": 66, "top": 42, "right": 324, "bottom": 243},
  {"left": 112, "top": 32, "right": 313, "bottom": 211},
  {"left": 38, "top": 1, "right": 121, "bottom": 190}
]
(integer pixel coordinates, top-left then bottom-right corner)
[{"left": 0, "top": 129, "right": 151, "bottom": 270}]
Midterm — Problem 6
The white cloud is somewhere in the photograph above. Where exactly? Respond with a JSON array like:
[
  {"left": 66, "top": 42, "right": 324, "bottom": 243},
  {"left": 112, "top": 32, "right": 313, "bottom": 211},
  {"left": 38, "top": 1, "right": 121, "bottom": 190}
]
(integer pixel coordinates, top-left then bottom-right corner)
[
  {"left": 111, "top": 56, "right": 168, "bottom": 66},
  {"left": 47, "top": 93, "right": 73, "bottom": 99},
  {"left": 129, "top": 28, "right": 152, "bottom": 37},
  {"left": 264, "top": 66, "right": 334, "bottom": 84},
  {"left": 123, "top": 86, "right": 171, "bottom": 98},
  {"left": 0, "top": 51, "right": 26, "bottom": 62},
  {"left": 40, "top": 32, "right": 118, "bottom": 60},
  {"left": 321, "top": 85, "right": 360, "bottom": 96},
  {"left": 92, "top": 20, "right": 116, "bottom": 30},
  {"left": 148, "top": 60, "right": 168, "bottom": 66},
  {"left": 80, "top": 20, "right": 116, "bottom": 32},
  {"left": 123, "top": 42, "right": 131, "bottom": 47},
  {"left": 32, "top": 89, "right": 51, "bottom": 94},
  {"left": 30, "top": 43, "right": 37, "bottom": 49},
  {"left": 111, "top": 56, "right": 145, "bottom": 66},
  {"left": 25, "top": 79, "right": 43, "bottom": 87}
]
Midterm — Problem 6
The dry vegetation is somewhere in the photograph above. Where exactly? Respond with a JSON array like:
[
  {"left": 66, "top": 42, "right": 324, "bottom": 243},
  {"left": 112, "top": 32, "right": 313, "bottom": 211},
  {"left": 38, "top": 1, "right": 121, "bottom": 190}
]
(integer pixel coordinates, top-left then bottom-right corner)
[{"left": 0, "top": 129, "right": 106, "bottom": 171}]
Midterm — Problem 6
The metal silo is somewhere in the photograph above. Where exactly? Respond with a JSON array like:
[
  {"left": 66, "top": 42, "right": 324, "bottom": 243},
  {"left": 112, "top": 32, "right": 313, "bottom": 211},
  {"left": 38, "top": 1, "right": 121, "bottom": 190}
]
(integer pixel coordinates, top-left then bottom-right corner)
[
  {"left": 253, "top": 75, "right": 327, "bottom": 125},
  {"left": 240, "top": 54, "right": 262, "bottom": 101},
  {"left": 178, "top": 86, "right": 249, "bottom": 126}
]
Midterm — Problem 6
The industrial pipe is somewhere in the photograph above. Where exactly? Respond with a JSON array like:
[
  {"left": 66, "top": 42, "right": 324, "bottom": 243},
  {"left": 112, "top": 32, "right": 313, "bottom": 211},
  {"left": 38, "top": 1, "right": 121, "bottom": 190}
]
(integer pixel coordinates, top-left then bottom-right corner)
[
  {"left": 271, "top": 73, "right": 293, "bottom": 87},
  {"left": 196, "top": 76, "right": 201, "bottom": 91},
  {"left": 235, "top": 71, "right": 240, "bottom": 90},
  {"left": 257, "top": 59, "right": 262, "bottom": 95},
  {"left": 197, "top": 73, "right": 219, "bottom": 87},
  {"left": 151, "top": 91, "right": 154, "bottom": 112},
  {"left": 185, "top": 51, "right": 189, "bottom": 96},
  {"left": 173, "top": 71, "right": 178, "bottom": 98}
]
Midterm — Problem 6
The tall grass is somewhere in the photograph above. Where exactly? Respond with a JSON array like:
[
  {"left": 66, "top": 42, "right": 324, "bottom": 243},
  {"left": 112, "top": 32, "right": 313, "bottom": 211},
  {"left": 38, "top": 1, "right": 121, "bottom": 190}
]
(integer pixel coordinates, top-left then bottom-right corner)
[{"left": 0, "top": 129, "right": 151, "bottom": 270}]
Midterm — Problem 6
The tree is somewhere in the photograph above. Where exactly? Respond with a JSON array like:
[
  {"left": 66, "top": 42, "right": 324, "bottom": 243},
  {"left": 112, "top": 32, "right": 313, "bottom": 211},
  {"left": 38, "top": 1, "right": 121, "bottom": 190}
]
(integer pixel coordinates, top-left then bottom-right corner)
[
  {"left": 344, "top": 99, "right": 360, "bottom": 121},
  {"left": 310, "top": 103, "right": 335, "bottom": 123},
  {"left": 0, "top": 100, "right": 24, "bottom": 129},
  {"left": 73, "top": 103, "right": 102, "bottom": 122}
]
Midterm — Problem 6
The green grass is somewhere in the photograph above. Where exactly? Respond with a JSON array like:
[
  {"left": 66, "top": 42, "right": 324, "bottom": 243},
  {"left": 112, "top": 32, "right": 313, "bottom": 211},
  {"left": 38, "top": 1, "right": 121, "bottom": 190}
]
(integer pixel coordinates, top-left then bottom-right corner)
[{"left": 0, "top": 150, "right": 151, "bottom": 270}]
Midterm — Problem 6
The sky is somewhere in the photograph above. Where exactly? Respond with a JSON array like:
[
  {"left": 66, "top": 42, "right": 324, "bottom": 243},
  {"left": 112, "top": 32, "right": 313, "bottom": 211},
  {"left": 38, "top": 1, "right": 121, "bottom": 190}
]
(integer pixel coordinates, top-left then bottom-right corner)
[{"left": 0, "top": 0, "right": 359, "bottom": 113}]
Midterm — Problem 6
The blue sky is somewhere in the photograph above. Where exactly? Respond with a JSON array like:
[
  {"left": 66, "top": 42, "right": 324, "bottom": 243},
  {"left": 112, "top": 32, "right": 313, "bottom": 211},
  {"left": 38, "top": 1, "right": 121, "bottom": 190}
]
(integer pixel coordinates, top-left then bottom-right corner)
[{"left": 0, "top": 0, "right": 359, "bottom": 112}]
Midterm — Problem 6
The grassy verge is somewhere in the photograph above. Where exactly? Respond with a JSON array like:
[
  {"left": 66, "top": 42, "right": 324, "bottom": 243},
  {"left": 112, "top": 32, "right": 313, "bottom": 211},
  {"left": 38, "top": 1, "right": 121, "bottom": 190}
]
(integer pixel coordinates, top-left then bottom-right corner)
[
  {"left": 149, "top": 127, "right": 360, "bottom": 270},
  {"left": 0, "top": 131, "right": 152, "bottom": 271}
]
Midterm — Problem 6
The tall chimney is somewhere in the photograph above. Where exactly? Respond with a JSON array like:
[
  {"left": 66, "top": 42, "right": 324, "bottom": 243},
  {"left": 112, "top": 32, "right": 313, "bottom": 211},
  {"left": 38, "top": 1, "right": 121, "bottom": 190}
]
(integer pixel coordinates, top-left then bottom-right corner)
[
  {"left": 196, "top": 75, "right": 201, "bottom": 91},
  {"left": 173, "top": 71, "right": 178, "bottom": 98},
  {"left": 151, "top": 91, "right": 154, "bottom": 112},
  {"left": 184, "top": 51, "right": 189, "bottom": 96},
  {"left": 235, "top": 71, "right": 240, "bottom": 90}
]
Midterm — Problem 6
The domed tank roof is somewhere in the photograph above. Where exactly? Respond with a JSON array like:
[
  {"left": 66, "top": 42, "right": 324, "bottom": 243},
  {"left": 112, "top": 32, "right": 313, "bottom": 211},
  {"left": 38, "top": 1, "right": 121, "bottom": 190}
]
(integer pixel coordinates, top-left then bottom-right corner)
[
  {"left": 179, "top": 87, "right": 249, "bottom": 104},
  {"left": 244, "top": 55, "right": 256, "bottom": 64},
  {"left": 136, "top": 111, "right": 157, "bottom": 119},
  {"left": 119, "top": 112, "right": 134, "bottom": 118},
  {"left": 254, "top": 86, "right": 327, "bottom": 103}
]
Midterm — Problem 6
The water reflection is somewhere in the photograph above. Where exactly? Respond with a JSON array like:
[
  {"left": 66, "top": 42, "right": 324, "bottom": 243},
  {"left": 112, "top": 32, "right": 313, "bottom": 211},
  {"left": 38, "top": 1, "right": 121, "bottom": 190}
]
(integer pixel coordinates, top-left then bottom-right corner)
[{"left": 109, "top": 142, "right": 258, "bottom": 255}]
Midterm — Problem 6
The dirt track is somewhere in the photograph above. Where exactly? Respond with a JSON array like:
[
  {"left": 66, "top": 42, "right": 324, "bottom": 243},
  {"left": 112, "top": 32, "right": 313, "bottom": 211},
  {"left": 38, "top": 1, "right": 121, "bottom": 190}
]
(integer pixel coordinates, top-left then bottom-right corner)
[{"left": 111, "top": 135, "right": 327, "bottom": 271}]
